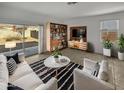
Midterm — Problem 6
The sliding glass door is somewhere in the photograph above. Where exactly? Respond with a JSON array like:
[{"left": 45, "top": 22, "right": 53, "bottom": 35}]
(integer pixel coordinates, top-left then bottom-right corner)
[
  {"left": 0, "top": 23, "right": 40, "bottom": 56},
  {"left": 23, "top": 25, "right": 39, "bottom": 56}
]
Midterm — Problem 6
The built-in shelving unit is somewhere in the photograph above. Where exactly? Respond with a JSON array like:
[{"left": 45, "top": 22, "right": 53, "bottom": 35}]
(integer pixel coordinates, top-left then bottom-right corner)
[{"left": 46, "top": 22, "right": 67, "bottom": 51}]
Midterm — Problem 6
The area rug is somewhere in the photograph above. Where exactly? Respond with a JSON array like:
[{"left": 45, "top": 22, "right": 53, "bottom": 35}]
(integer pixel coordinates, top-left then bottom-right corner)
[{"left": 29, "top": 58, "right": 83, "bottom": 90}]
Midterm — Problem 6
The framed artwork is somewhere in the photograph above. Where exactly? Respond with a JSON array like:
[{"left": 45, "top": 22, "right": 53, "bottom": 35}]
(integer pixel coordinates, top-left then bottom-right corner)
[{"left": 100, "top": 19, "right": 119, "bottom": 42}]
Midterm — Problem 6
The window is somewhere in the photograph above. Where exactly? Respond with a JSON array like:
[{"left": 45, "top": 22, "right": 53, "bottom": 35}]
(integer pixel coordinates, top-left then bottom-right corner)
[
  {"left": 0, "top": 24, "right": 40, "bottom": 56},
  {"left": 100, "top": 20, "right": 119, "bottom": 42}
]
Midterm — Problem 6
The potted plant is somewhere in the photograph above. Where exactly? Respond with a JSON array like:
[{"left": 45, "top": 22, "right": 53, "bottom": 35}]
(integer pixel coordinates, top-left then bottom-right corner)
[
  {"left": 117, "top": 34, "right": 124, "bottom": 60},
  {"left": 52, "top": 47, "right": 62, "bottom": 62},
  {"left": 103, "top": 40, "right": 113, "bottom": 57}
]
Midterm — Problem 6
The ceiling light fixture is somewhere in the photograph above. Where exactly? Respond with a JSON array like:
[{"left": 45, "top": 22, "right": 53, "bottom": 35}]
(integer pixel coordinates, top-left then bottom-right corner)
[{"left": 67, "top": 2, "right": 78, "bottom": 5}]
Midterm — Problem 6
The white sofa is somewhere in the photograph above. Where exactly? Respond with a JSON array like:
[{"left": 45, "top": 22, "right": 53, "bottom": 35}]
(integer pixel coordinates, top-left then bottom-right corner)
[
  {"left": 0, "top": 53, "right": 57, "bottom": 90},
  {"left": 73, "top": 58, "right": 115, "bottom": 90}
]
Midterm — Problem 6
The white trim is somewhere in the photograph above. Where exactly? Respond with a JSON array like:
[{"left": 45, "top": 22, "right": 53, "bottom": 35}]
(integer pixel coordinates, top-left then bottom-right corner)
[{"left": 38, "top": 26, "right": 44, "bottom": 54}]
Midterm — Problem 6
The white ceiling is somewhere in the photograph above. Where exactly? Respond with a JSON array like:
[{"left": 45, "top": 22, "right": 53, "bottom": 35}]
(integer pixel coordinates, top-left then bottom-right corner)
[{"left": 0, "top": 2, "right": 124, "bottom": 24}]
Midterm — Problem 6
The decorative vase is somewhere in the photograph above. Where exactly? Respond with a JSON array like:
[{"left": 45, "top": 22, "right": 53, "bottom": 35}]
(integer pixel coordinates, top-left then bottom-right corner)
[
  {"left": 54, "top": 57, "right": 59, "bottom": 63},
  {"left": 118, "top": 52, "right": 124, "bottom": 60},
  {"left": 103, "top": 48, "right": 111, "bottom": 57},
  {"left": 80, "top": 38, "right": 83, "bottom": 43}
]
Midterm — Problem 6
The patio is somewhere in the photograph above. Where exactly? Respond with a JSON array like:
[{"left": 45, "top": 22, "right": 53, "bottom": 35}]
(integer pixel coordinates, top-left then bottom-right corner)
[{"left": 0, "top": 41, "right": 38, "bottom": 57}]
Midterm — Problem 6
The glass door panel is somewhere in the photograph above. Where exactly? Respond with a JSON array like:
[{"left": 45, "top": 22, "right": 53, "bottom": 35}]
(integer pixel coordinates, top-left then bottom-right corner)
[
  {"left": 0, "top": 24, "right": 23, "bottom": 56},
  {"left": 24, "top": 25, "right": 39, "bottom": 56}
]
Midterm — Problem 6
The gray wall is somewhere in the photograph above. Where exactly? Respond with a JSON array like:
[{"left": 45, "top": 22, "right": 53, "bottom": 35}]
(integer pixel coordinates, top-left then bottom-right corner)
[
  {"left": 0, "top": 4, "right": 63, "bottom": 25},
  {"left": 64, "top": 12, "right": 124, "bottom": 57}
]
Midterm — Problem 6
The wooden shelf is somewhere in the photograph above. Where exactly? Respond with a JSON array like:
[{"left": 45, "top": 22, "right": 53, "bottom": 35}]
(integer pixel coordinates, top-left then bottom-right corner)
[{"left": 46, "top": 22, "right": 67, "bottom": 51}]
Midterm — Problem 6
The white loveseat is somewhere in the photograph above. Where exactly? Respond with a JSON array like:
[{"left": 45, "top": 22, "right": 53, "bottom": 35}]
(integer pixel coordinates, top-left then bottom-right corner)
[
  {"left": 73, "top": 58, "right": 115, "bottom": 90},
  {"left": 0, "top": 53, "right": 57, "bottom": 90}
]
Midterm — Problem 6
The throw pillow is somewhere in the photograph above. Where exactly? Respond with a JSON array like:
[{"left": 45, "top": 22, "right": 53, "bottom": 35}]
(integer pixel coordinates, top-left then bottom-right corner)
[
  {"left": 6, "top": 53, "right": 20, "bottom": 64},
  {"left": 91, "top": 62, "right": 100, "bottom": 77},
  {"left": 7, "top": 58, "right": 17, "bottom": 75}
]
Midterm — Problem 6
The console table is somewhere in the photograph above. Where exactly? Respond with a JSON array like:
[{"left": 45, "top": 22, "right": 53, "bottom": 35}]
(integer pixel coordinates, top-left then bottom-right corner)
[{"left": 68, "top": 41, "right": 88, "bottom": 51}]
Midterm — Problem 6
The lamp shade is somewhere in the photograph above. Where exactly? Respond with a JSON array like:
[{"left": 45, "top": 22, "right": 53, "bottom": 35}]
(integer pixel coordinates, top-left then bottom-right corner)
[{"left": 5, "top": 42, "right": 16, "bottom": 48}]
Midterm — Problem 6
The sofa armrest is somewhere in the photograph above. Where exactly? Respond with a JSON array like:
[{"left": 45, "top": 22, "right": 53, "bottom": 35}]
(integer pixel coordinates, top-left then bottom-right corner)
[
  {"left": 73, "top": 68, "right": 114, "bottom": 90},
  {"left": 35, "top": 77, "right": 57, "bottom": 90},
  {"left": 0, "top": 55, "right": 8, "bottom": 90},
  {"left": 18, "top": 53, "right": 25, "bottom": 62},
  {"left": 0, "top": 82, "right": 7, "bottom": 90}
]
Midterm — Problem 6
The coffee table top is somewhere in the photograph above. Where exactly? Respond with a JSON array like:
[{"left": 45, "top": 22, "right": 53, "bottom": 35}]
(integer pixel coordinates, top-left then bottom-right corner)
[{"left": 44, "top": 56, "right": 70, "bottom": 68}]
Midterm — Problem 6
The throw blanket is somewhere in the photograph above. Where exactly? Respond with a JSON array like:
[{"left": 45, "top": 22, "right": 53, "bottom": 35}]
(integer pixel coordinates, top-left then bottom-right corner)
[{"left": 30, "top": 59, "right": 83, "bottom": 90}]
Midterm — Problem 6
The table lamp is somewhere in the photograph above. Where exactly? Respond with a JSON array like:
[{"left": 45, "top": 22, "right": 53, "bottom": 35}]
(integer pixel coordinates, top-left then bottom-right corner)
[{"left": 5, "top": 42, "right": 16, "bottom": 55}]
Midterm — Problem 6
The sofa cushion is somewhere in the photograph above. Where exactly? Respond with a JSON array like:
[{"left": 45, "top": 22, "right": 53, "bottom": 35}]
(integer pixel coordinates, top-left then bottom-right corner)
[
  {"left": 98, "top": 60, "right": 109, "bottom": 81},
  {"left": 7, "top": 58, "right": 17, "bottom": 75},
  {"left": 0, "top": 55, "right": 8, "bottom": 90},
  {"left": 12, "top": 72, "right": 43, "bottom": 90},
  {"left": 9, "top": 62, "right": 33, "bottom": 82},
  {"left": 0, "top": 82, "right": 8, "bottom": 90},
  {"left": 6, "top": 53, "right": 20, "bottom": 64},
  {"left": 35, "top": 77, "right": 57, "bottom": 90}
]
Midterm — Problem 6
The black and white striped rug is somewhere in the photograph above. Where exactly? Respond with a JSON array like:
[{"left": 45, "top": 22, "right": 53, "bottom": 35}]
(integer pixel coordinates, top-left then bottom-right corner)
[{"left": 29, "top": 59, "right": 83, "bottom": 90}]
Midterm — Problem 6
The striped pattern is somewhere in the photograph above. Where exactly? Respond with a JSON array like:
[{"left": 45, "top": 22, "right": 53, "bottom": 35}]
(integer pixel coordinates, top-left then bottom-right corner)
[
  {"left": 30, "top": 59, "right": 83, "bottom": 90},
  {"left": 7, "top": 58, "right": 17, "bottom": 75}
]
